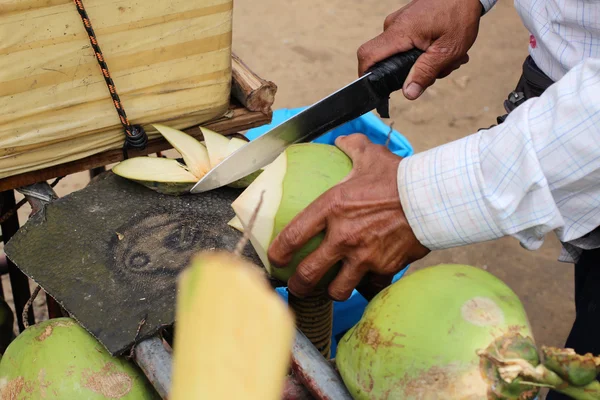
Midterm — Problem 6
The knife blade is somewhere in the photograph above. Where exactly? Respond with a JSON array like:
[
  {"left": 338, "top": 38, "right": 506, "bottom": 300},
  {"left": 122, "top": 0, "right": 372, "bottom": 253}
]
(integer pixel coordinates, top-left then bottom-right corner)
[{"left": 190, "top": 48, "right": 423, "bottom": 194}]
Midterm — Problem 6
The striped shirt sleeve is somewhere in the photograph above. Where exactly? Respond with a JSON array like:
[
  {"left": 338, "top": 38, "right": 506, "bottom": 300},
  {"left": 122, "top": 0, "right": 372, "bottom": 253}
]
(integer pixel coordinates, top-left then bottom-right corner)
[
  {"left": 480, "top": 0, "right": 498, "bottom": 14},
  {"left": 397, "top": 57, "right": 600, "bottom": 252}
]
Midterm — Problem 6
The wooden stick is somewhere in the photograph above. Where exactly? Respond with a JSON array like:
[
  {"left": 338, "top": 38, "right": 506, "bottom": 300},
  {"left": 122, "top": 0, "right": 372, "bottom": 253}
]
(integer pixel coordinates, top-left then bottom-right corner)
[
  {"left": 0, "top": 103, "right": 272, "bottom": 192},
  {"left": 231, "top": 53, "right": 277, "bottom": 114},
  {"left": 22, "top": 285, "right": 41, "bottom": 329},
  {"left": 233, "top": 190, "right": 265, "bottom": 258}
]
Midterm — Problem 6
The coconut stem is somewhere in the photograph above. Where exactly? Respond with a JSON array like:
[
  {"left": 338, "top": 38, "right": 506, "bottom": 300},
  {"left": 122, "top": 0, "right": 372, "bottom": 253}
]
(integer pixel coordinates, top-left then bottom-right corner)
[
  {"left": 478, "top": 350, "right": 600, "bottom": 400},
  {"left": 22, "top": 285, "right": 41, "bottom": 329},
  {"left": 233, "top": 190, "right": 265, "bottom": 258}
]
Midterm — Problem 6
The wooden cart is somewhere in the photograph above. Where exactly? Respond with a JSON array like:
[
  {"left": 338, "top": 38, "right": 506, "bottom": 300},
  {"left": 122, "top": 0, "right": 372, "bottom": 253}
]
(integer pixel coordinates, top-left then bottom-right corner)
[{"left": 0, "top": 1, "right": 351, "bottom": 398}]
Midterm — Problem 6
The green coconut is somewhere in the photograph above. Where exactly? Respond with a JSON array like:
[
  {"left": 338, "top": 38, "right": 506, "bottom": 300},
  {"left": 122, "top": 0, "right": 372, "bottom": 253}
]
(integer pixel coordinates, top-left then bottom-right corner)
[
  {"left": 111, "top": 125, "right": 262, "bottom": 195},
  {"left": 336, "top": 264, "right": 538, "bottom": 400},
  {"left": 336, "top": 264, "right": 600, "bottom": 400},
  {"left": 231, "top": 143, "right": 353, "bottom": 284},
  {"left": 0, "top": 318, "right": 159, "bottom": 399}
]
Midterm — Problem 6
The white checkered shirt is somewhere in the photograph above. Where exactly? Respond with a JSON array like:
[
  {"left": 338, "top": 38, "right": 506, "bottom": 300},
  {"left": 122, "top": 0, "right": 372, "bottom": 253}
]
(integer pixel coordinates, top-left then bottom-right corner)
[{"left": 397, "top": 0, "right": 600, "bottom": 263}]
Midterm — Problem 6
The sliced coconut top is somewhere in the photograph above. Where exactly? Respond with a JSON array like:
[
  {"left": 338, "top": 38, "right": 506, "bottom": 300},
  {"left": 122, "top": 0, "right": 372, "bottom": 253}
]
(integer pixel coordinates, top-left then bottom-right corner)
[
  {"left": 231, "top": 152, "right": 287, "bottom": 274},
  {"left": 153, "top": 124, "right": 211, "bottom": 179},
  {"left": 112, "top": 157, "right": 198, "bottom": 183},
  {"left": 201, "top": 127, "right": 233, "bottom": 168}
]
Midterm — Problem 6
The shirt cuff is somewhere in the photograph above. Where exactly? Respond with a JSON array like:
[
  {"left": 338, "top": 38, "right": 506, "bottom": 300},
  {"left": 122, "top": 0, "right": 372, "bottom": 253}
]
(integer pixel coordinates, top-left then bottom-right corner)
[
  {"left": 397, "top": 133, "right": 504, "bottom": 250},
  {"left": 479, "top": 0, "right": 497, "bottom": 14}
]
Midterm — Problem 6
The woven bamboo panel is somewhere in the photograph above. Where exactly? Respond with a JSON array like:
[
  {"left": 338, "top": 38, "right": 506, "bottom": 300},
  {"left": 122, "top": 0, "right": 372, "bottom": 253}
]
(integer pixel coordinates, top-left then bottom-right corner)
[{"left": 0, "top": 0, "right": 233, "bottom": 179}]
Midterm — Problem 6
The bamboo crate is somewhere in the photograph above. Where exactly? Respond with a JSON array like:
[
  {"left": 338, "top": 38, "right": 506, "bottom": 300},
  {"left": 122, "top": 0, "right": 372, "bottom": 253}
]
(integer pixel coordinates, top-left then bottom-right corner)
[{"left": 0, "top": 0, "right": 259, "bottom": 185}]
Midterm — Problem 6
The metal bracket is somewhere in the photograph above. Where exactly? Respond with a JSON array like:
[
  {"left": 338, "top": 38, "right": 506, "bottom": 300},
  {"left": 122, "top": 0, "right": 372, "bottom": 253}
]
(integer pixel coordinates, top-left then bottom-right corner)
[
  {"left": 17, "top": 182, "right": 59, "bottom": 217},
  {"left": 376, "top": 98, "right": 391, "bottom": 119}
]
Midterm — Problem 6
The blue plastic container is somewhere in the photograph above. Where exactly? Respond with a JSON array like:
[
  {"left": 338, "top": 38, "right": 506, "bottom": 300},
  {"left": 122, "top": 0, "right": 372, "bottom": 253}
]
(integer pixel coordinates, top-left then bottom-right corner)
[{"left": 245, "top": 107, "right": 414, "bottom": 357}]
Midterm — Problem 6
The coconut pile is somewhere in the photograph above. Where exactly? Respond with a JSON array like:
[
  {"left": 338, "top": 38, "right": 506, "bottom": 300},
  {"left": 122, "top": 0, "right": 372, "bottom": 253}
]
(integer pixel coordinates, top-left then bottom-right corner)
[{"left": 1, "top": 125, "right": 598, "bottom": 400}]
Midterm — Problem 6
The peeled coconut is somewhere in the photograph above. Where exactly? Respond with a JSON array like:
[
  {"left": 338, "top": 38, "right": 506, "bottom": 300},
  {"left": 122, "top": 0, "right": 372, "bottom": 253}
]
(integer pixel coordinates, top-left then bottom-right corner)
[
  {"left": 111, "top": 124, "right": 262, "bottom": 195},
  {"left": 171, "top": 251, "right": 295, "bottom": 400},
  {"left": 0, "top": 318, "right": 159, "bottom": 399},
  {"left": 231, "top": 143, "right": 353, "bottom": 284},
  {"left": 335, "top": 264, "right": 600, "bottom": 400}
]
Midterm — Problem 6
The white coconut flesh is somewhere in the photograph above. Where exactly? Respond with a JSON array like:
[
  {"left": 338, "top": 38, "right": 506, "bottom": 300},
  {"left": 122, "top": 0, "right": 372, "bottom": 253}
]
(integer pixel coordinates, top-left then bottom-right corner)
[
  {"left": 231, "top": 153, "right": 286, "bottom": 274},
  {"left": 153, "top": 124, "right": 210, "bottom": 178},
  {"left": 112, "top": 157, "right": 198, "bottom": 183},
  {"left": 227, "top": 137, "right": 248, "bottom": 154},
  {"left": 201, "top": 127, "right": 234, "bottom": 168},
  {"left": 227, "top": 216, "right": 245, "bottom": 233}
]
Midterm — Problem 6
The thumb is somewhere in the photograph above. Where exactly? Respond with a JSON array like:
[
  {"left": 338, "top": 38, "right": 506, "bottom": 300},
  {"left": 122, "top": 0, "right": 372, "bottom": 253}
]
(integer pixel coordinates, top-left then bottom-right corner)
[
  {"left": 334, "top": 134, "right": 371, "bottom": 162},
  {"left": 402, "top": 46, "right": 456, "bottom": 100}
]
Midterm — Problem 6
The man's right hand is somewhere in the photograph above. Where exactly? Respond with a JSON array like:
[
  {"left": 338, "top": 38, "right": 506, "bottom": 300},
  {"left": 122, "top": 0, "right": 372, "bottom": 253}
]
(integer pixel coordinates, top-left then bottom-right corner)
[{"left": 357, "top": 0, "right": 484, "bottom": 100}]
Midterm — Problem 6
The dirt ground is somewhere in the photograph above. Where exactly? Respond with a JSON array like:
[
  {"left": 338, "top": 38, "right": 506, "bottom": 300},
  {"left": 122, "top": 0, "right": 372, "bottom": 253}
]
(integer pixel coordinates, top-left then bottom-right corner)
[{"left": 4, "top": 0, "right": 574, "bottom": 395}]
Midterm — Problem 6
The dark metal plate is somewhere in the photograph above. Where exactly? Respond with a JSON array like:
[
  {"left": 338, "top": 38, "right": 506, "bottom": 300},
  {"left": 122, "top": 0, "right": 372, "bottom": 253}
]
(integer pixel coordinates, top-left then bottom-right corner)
[{"left": 4, "top": 172, "right": 265, "bottom": 355}]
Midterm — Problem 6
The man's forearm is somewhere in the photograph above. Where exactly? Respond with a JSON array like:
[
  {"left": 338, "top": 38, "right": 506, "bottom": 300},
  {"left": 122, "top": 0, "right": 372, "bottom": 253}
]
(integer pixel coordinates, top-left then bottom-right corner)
[{"left": 397, "top": 57, "right": 600, "bottom": 251}]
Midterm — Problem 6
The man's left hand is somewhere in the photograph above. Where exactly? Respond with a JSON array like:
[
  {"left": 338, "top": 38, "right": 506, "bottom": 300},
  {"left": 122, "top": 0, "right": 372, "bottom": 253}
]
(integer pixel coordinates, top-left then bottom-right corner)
[{"left": 267, "top": 134, "right": 430, "bottom": 301}]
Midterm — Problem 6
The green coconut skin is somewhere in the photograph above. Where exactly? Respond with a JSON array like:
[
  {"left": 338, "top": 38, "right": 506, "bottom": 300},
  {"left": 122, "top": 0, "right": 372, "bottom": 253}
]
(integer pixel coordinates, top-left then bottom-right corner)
[
  {"left": 270, "top": 143, "right": 353, "bottom": 284},
  {"left": 0, "top": 318, "right": 159, "bottom": 400},
  {"left": 335, "top": 264, "right": 535, "bottom": 400}
]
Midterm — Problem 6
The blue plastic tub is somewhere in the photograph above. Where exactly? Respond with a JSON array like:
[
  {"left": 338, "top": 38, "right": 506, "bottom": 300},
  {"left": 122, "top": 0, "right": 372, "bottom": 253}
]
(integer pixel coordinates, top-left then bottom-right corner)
[{"left": 245, "top": 107, "right": 414, "bottom": 357}]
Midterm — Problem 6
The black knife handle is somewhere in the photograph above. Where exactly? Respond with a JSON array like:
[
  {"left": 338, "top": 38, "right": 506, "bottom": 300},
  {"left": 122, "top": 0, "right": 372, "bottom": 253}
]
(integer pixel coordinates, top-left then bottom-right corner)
[{"left": 366, "top": 48, "right": 424, "bottom": 118}]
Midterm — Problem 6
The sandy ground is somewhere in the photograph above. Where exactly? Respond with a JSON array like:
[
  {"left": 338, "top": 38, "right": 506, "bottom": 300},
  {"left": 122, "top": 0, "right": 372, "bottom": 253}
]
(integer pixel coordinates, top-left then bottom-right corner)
[{"left": 2, "top": 0, "right": 574, "bottom": 396}]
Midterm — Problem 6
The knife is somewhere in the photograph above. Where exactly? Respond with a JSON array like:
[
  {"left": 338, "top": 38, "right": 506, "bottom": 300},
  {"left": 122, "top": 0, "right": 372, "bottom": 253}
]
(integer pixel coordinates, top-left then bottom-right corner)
[{"left": 190, "top": 48, "right": 424, "bottom": 194}]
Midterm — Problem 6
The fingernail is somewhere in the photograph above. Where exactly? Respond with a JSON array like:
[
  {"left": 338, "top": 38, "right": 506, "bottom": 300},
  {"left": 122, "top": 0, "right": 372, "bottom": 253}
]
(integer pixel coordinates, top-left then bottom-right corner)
[
  {"left": 405, "top": 82, "right": 423, "bottom": 100},
  {"left": 268, "top": 257, "right": 286, "bottom": 269}
]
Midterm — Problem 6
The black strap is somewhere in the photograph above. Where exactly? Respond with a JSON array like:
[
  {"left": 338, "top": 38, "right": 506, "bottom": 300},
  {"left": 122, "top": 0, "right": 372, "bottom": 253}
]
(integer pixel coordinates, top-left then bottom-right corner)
[{"left": 495, "top": 56, "right": 555, "bottom": 124}]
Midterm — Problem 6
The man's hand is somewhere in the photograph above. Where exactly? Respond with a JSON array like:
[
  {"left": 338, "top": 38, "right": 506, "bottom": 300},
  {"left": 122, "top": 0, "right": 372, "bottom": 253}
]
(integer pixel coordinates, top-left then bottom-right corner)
[
  {"left": 357, "top": 0, "right": 483, "bottom": 100},
  {"left": 267, "top": 134, "right": 430, "bottom": 301}
]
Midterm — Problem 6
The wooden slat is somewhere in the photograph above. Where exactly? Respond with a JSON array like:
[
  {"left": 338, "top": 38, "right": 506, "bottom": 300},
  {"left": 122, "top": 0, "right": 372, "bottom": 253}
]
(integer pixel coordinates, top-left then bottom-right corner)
[
  {"left": 0, "top": 0, "right": 234, "bottom": 179},
  {"left": 0, "top": 102, "right": 272, "bottom": 192},
  {"left": 231, "top": 53, "right": 277, "bottom": 114}
]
